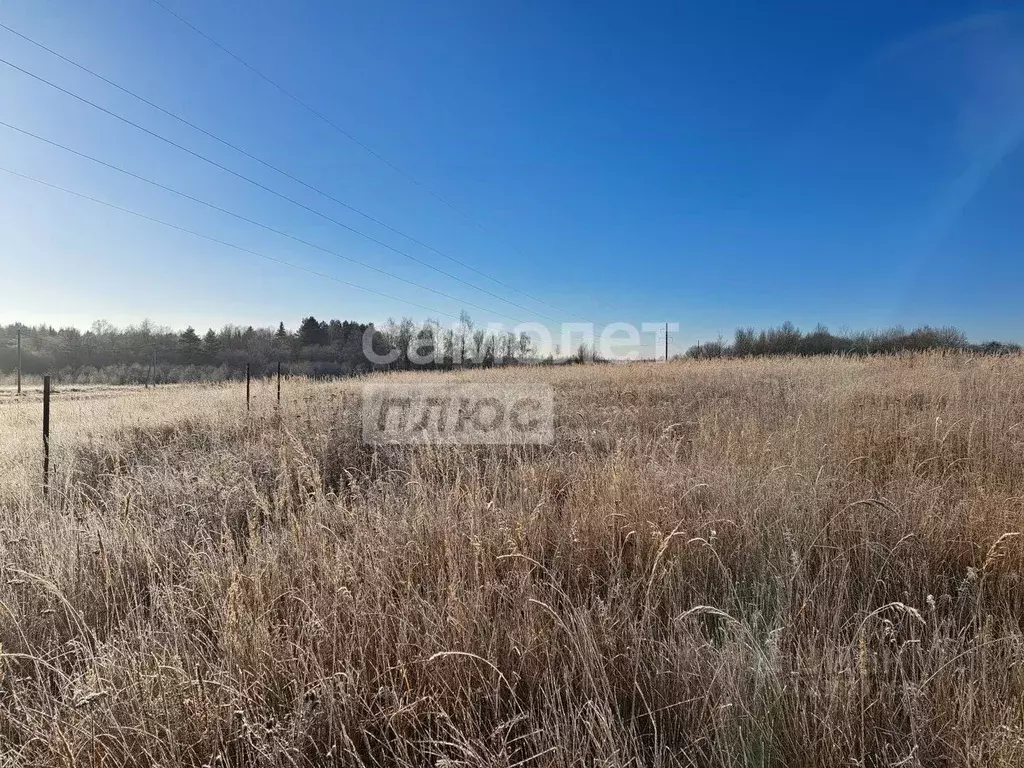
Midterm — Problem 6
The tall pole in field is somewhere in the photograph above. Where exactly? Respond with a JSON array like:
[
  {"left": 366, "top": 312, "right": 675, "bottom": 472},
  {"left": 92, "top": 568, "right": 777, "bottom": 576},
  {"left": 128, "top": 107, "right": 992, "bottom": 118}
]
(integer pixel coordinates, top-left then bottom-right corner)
[
  {"left": 276, "top": 362, "right": 281, "bottom": 406},
  {"left": 665, "top": 322, "right": 669, "bottom": 362},
  {"left": 42, "top": 375, "right": 50, "bottom": 496},
  {"left": 16, "top": 327, "right": 21, "bottom": 396},
  {"left": 246, "top": 363, "right": 251, "bottom": 411}
]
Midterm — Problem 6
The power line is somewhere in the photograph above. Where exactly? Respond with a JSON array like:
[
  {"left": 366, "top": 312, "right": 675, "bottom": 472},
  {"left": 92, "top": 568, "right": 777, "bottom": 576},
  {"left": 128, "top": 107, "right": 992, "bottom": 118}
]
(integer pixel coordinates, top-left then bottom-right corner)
[
  {"left": 0, "top": 120, "right": 536, "bottom": 325},
  {"left": 145, "top": 0, "right": 571, "bottom": 304},
  {"left": 0, "top": 55, "right": 561, "bottom": 324},
  {"left": 147, "top": 0, "right": 471, "bottom": 218},
  {"left": 0, "top": 22, "right": 584, "bottom": 321},
  {"left": 0, "top": 164, "right": 470, "bottom": 323}
]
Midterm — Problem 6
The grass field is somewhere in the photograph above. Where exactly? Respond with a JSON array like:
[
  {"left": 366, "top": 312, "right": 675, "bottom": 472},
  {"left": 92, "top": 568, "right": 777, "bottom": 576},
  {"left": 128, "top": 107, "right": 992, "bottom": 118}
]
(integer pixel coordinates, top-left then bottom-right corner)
[{"left": 1, "top": 354, "right": 1023, "bottom": 767}]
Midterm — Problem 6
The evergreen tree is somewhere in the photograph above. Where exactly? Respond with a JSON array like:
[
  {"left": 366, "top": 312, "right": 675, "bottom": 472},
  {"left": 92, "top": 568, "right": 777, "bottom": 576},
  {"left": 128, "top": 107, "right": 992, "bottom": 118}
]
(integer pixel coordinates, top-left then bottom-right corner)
[
  {"left": 179, "top": 326, "right": 201, "bottom": 364},
  {"left": 298, "top": 316, "right": 329, "bottom": 346},
  {"left": 202, "top": 328, "right": 220, "bottom": 362}
]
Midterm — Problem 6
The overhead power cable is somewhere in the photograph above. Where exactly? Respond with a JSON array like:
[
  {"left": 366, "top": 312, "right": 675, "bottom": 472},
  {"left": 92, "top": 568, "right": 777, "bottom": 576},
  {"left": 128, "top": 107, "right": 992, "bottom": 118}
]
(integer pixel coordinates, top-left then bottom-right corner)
[
  {"left": 148, "top": 1, "right": 477, "bottom": 219},
  {"left": 0, "top": 119, "right": 536, "bottom": 325},
  {"left": 0, "top": 164, "right": 468, "bottom": 322},
  {"left": 0, "top": 22, "right": 585, "bottom": 320},
  {"left": 145, "top": 0, "right": 577, "bottom": 313},
  {"left": 0, "top": 55, "right": 561, "bottom": 323}
]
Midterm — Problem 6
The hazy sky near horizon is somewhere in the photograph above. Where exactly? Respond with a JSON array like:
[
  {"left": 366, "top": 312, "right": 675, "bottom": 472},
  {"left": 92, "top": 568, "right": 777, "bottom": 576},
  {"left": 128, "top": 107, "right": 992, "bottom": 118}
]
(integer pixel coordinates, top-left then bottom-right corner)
[{"left": 2, "top": 0, "right": 1024, "bottom": 353}]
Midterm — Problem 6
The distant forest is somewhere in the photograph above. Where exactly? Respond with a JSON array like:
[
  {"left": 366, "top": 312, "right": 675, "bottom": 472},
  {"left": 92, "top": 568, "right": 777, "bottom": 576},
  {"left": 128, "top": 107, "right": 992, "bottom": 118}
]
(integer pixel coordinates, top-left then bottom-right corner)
[
  {"left": 0, "top": 318, "right": 1019, "bottom": 385},
  {"left": 0, "top": 316, "right": 536, "bottom": 385},
  {"left": 685, "top": 322, "right": 1020, "bottom": 359}
]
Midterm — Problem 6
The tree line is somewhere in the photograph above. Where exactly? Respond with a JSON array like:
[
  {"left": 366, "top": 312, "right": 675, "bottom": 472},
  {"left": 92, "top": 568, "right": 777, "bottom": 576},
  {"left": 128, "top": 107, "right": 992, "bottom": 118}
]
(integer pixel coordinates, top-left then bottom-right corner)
[
  {"left": 0, "top": 314, "right": 538, "bottom": 385},
  {"left": 685, "top": 323, "right": 1020, "bottom": 359},
  {"left": 2, "top": 318, "right": 1018, "bottom": 385}
]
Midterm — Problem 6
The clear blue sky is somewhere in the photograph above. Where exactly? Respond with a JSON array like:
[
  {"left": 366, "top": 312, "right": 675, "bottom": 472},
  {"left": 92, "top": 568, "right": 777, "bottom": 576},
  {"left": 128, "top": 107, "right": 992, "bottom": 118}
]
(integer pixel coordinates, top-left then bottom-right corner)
[{"left": 1, "top": 0, "right": 1023, "bottom": 353}]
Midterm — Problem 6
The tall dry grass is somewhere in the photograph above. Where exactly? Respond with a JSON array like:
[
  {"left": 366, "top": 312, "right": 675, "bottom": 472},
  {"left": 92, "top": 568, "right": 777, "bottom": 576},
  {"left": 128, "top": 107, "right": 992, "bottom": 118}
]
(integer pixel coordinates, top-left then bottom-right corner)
[{"left": 0, "top": 354, "right": 1023, "bottom": 767}]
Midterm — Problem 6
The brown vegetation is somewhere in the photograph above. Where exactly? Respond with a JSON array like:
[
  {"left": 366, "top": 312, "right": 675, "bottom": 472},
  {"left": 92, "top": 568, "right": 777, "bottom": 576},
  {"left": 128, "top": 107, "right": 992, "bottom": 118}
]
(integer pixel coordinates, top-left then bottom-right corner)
[{"left": 1, "top": 354, "right": 1023, "bottom": 766}]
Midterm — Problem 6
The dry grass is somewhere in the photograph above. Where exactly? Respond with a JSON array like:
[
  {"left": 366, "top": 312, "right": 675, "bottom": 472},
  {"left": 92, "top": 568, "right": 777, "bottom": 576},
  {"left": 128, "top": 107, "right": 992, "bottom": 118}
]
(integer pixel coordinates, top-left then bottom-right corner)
[{"left": 1, "top": 354, "right": 1023, "bottom": 767}]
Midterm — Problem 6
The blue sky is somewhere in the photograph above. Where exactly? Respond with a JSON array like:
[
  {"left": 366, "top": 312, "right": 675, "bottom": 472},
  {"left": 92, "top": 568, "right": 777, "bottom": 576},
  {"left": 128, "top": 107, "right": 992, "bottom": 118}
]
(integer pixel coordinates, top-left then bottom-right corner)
[{"left": 1, "top": 0, "right": 1023, "bottom": 353}]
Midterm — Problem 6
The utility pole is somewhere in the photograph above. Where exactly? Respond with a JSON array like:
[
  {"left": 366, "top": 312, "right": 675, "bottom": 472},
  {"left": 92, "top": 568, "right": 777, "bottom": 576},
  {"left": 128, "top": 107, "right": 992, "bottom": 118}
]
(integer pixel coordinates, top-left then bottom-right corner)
[{"left": 16, "top": 327, "right": 21, "bottom": 396}]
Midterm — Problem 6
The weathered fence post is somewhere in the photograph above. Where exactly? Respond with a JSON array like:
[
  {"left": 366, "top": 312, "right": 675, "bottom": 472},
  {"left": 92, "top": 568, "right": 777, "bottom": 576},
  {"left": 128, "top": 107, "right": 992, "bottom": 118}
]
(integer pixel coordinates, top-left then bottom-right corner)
[
  {"left": 16, "top": 327, "right": 21, "bottom": 396},
  {"left": 277, "top": 362, "right": 281, "bottom": 406},
  {"left": 42, "top": 375, "right": 50, "bottom": 496},
  {"left": 246, "top": 364, "right": 251, "bottom": 411}
]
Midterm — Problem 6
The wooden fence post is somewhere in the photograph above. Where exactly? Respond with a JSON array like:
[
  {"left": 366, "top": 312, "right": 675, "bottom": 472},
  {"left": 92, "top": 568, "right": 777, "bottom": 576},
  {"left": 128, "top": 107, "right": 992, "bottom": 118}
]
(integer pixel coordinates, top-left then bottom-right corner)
[
  {"left": 16, "top": 327, "right": 21, "bottom": 396},
  {"left": 42, "top": 375, "right": 50, "bottom": 496},
  {"left": 277, "top": 362, "right": 281, "bottom": 406},
  {"left": 246, "top": 364, "right": 251, "bottom": 411}
]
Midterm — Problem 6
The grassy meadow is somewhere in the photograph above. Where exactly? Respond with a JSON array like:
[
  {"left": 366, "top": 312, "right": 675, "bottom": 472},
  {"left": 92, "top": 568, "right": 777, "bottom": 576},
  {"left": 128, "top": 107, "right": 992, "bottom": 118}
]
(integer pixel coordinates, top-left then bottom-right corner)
[{"left": 0, "top": 354, "right": 1023, "bottom": 767}]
